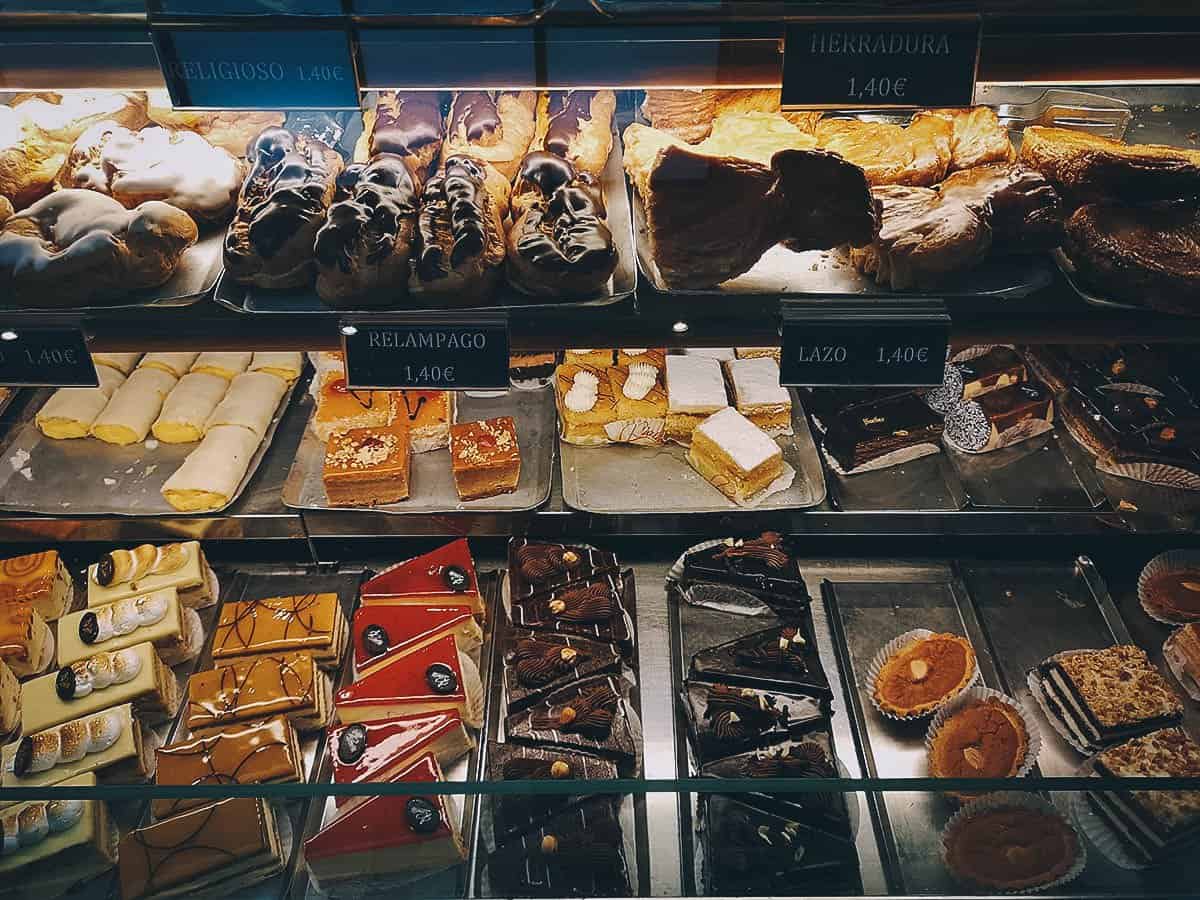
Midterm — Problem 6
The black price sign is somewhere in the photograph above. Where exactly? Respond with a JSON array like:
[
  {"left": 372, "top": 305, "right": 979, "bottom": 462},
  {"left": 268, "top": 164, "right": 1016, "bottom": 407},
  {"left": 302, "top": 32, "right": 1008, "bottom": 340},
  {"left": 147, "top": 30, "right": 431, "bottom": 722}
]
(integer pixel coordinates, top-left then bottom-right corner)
[
  {"left": 152, "top": 26, "right": 359, "bottom": 109},
  {"left": 0, "top": 328, "right": 97, "bottom": 387},
  {"left": 780, "top": 300, "right": 949, "bottom": 388},
  {"left": 782, "top": 18, "right": 980, "bottom": 109},
  {"left": 341, "top": 316, "right": 509, "bottom": 391}
]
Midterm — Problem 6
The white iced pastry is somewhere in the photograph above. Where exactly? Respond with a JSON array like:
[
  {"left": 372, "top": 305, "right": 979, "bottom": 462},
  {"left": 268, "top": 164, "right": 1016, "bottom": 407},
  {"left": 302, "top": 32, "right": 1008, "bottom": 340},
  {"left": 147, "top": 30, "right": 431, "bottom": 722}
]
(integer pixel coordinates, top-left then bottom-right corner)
[
  {"left": 15, "top": 710, "right": 123, "bottom": 775},
  {"left": 161, "top": 424, "right": 260, "bottom": 512},
  {"left": 90, "top": 353, "right": 141, "bottom": 375},
  {"left": 665, "top": 355, "right": 727, "bottom": 414}
]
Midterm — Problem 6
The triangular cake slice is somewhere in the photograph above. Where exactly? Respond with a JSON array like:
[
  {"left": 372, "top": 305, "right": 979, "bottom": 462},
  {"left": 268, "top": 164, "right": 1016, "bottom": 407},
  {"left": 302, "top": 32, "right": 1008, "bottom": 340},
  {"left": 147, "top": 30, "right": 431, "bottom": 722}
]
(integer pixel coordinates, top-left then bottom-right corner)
[
  {"left": 304, "top": 753, "right": 465, "bottom": 888},
  {"left": 689, "top": 619, "right": 831, "bottom": 699},
  {"left": 335, "top": 634, "right": 484, "bottom": 728},
  {"left": 328, "top": 711, "right": 474, "bottom": 812},
  {"left": 351, "top": 604, "right": 482, "bottom": 679},
  {"left": 360, "top": 539, "right": 482, "bottom": 615}
]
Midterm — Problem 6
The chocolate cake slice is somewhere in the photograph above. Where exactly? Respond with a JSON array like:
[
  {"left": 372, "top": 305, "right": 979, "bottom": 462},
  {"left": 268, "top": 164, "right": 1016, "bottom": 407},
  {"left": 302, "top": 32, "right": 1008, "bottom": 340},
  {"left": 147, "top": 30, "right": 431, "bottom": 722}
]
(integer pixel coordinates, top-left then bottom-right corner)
[
  {"left": 506, "top": 675, "right": 637, "bottom": 769},
  {"left": 820, "top": 391, "right": 944, "bottom": 474},
  {"left": 956, "top": 347, "right": 1027, "bottom": 401},
  {"left": 682, "top": 679, "right": 827, "bottom": 763},
  {"left": 688, "top": 617, "right": 830, "bottom": 700},
  {"left": 508, "top": 539, "right": 619, "bottom": 600},
  {"left": 487, "top": 741, "right": 619, "bottom": 837},
  {"left": 703, "top": 794, "right": 861, "bottom": 896},
  {"left": 510, "top": 571, "right": 634, "bottom": 652},
  {"left": 1087, "top": 727, "right": 1200, "bottom": 864},
  {"left": 1036, "top": 645, "right": 1183, "bottom": 750},
  {"left": 487, "top": 797, "right": 631, "bottom": 898},
  {"left": 503, "top": 629, "right": 623, "bottom": 712},
  {"left": 943, "top": 381, "right": 1054, "bottom": 453},
  {"left": 681, "top": 533, "right": 809, "bottom": 606}
]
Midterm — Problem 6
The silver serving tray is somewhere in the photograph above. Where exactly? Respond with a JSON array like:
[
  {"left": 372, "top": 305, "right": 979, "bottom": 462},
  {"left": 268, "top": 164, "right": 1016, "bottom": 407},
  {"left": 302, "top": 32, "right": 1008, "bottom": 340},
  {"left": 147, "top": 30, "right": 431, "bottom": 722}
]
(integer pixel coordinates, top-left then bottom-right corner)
[
  {"left": 559, "top": 389, "right": 827, "bottom": 513},
  {"left": 1053, "top": 246, "right": 1145, "bottom": 311},
  {"left": 282, "top": 387, "right": 554, "bottom": 514},
  {"left": 0, "top": 371, "right": 299, "bottom": 517},
  {"left": 214, "top": 120, "right": 636, "bottom": 314}
]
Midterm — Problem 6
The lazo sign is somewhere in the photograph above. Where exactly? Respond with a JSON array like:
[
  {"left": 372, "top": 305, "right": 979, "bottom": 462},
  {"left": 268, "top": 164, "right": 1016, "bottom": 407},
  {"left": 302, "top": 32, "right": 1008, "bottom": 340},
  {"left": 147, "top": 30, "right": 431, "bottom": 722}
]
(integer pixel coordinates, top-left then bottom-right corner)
[
  {"left": 781, "top": 18, "right": 981, "bottom": 109},
  {"left": 341, "top": 316, "right": 510, "bottom": 391},
  {"left": 152, "top": 26, "right": 359, "bottom": 109}
]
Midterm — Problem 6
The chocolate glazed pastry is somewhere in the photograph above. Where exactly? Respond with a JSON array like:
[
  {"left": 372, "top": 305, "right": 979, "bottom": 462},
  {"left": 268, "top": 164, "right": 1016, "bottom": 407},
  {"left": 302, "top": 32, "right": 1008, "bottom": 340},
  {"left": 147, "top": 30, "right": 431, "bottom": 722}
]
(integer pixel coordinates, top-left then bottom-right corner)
[
  {"left": 410, "top": 154, "right": 505, "bottom": 303},
  {"left": 314, "top": 153, "right": 418, "bottom": 308},
  {"left": 536, "top": 90, "right": 616, "bottom": 177},
  {"left": 224, "top": 127, "right": 344, "bottom": 289},
  {"left": 936, "top": 163, "right": 1064, "bottom": 253},
  {"left": 506, "top": 151, "right": 617, "bottom": 297},
  {"left": 358, "top": 91, "right": 444, "bottom": 187},
  {"left": 444, "top": 90, "right": 537, "bottom": 182}
]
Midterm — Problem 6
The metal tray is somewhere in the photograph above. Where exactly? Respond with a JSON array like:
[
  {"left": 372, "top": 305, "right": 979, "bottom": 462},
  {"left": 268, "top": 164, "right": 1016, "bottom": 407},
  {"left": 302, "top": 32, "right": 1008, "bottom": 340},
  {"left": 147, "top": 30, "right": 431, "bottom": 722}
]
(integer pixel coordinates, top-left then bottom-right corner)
[
  {"left": 295, "top": 569, "right": 501, "bottom": 900},
  {"left": 282, "top": 387, "right": 554, "bottom": 515},
  {"left": 0, "top": 370, "right": 301, "bottom": 517},
  {"left": 631, "top": 192, "right": 1054, "bottom": 300},
  {"left": 5, "top": 229, "right": 223, "bottom": 314},
  {"left": 213, "top": 121, "right": 636, "bottom": 315},
  {"left": 825, "top": 449, "right": 968, "bottom": 512},
  {"left": 472, "top": 565, "right": 651, "bottom": 898},
  {"left": 667, "top": 567, "right": 868, "bottom": 897},
  {"left": 1053, "top": 247, "right": 1145, "bottom": 312},
  {"left": 559, "top": 390, "right": 827, "bottom": 514}
]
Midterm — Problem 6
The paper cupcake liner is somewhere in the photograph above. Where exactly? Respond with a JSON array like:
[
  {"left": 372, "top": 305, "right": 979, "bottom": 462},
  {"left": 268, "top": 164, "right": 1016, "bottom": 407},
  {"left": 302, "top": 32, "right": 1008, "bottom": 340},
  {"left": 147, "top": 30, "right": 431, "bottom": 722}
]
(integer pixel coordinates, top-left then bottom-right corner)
[
  {"left": 1096, "top": 458, "right": 1200, "bottom": 492},
  {"left": 940, "top": 790, "right": 1088, "bottom": 894},
  {"left": 666, "top": 538, "right": 779, "bottom": 616},
  {"left": 1025, "top": 652, "right": 1105, "bottom": 756},
  {"left": 665, "top": 538, "right": 727, "bottom": 586},
  {"left": 867, "top": 628, "right": 981, "bottom": 722},
  {"left": 924, "top": 686, "right": 1043, "bottom": 800},
  {"left": 1066, "top": 765, "right": 1148, "bottom": 871},
  {"left": 1138, "top": 550, "right": 1200, "bottom": 626},
  {"left": 920, "top": 362, "right": 965, "bottom": 415},
  {"left": 820, "top": 441, "right": 941, "bottom": 476},
  {"left": 1163, "top": 628, "right": 1200, "bottom": 703}
]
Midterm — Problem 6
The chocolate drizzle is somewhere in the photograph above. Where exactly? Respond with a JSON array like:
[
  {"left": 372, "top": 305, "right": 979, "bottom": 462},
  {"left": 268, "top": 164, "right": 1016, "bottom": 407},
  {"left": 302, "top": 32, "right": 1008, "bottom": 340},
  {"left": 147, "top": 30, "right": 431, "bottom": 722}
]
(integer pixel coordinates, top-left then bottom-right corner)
[
  {"left": 544, "top": 91, "right": 595, "bottom": 159},
  {"left": 532, "top": 683, "right": 619, "bottom": 739},
  {"left": 449, "top": 91, "right": 501, "bottom": 143},
  {"left": 397, "top": 391, "right": 429, "bottom": 421},
  {"left": 714, "top": 532, "right": 791, "bottom": 571},
  {"left": 415, "top": 155, "right": 490, "bottom": 281},
  {"left": 546, "top": 582, "right": 614, "bottom": 624},
  {"left": 511, "top": 638, "right": 582, "bottom": 686},
  {"left": 743, "top": 742, "right": 836, "bottom": 779},
  {"left": 314, "top": 153, "right": 417, "bottom": 273},
  {"left": 501, "top": 756, "right": 574, "bottom": 780}
]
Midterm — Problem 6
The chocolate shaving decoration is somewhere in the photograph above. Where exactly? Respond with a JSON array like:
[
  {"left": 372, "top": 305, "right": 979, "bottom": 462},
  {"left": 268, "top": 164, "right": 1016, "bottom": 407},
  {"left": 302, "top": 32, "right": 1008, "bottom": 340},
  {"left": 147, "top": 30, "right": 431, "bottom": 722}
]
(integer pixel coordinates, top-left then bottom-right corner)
[
  {"left": 511, "top": 638, "right": 583, "bottom": 686},
  {"left": 744, "top": 742, "right": 836, "bottom": 779},
  {"left": 714, "top": 531, "right": 791, "bottom": 570},
  {"left": 546, "top": 582, "right": 613, "bottom": 623},
  {"left": 532, "top": 684, "right": 619, "bottom": 739},
  {"left": 502, "top": 757, "right": 574, "bottom": 780},
  {"left": 735, "top": 628, "right": 809, "bottom": 673}
]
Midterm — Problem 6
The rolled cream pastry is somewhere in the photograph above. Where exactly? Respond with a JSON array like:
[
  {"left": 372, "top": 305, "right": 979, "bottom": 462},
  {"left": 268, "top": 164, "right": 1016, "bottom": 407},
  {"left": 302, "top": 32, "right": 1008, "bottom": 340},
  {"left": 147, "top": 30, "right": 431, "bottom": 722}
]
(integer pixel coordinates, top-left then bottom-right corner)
[
  {"left": 204, "top": 371, "right": 287, "bottom": 439},
  {"left": 89, "top": 368, "right": 178, "bottom": 446},
  {"left": 249, "top": 351, "right": 304, "bottom": 382},
  {"left": 151, "top": 373, "right": 229, "bottom": 444},
  {"left": 90, "top": 353, "right": 141, "bottom": 376},
  {"left": 36, "top": 366, "right": 127, "bottom": 439},
  {"left": 190, "top": 351, "right": 253, "bottom": 380},
  {"left": 138, "top": 352, "right": 200, "bottom": 378},
  {"left": 161, "top": 424, "right": 260, "bottom": 512}
]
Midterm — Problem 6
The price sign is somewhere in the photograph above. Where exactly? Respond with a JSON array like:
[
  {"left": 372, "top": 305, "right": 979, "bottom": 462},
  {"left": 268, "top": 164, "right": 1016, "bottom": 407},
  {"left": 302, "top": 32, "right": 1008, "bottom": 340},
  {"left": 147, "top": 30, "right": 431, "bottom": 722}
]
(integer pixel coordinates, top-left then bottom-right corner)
[
  {"left": 779, "top": 300, "right": 949, "bottom": 388},
  {"left": 781, "top": 19, "right": 980, "bottom": 109},
  {"left": 152, "top": 26, "right": 359, "bottom": 109},
  {"left": 0, "top": 328, "right": 97, "bottom": 387},
  {"left": 341, "top": 316, "right": 509, "bottom": 391}
]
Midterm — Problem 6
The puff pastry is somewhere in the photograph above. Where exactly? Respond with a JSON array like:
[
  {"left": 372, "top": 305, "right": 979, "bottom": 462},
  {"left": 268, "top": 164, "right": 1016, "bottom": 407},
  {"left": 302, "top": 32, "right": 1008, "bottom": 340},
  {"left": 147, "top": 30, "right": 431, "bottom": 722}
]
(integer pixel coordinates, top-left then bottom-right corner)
[
  {"left": 534, "top": 90, "right": 616, "bottom": 177},
  {"left": 152, "top": 373, "right": 229, "bottom": 444},
  {"left": 204, "top": 371, "right": 287, "bottom": 439},
  {"left": 161, "top": 424, "right": 260, "bottom": 512},
  {"left": 249, "top": 352, "right": 303, "bottom": 382},
  {"left": 89, "top": 367, "right": 178, "bottom": 446},
  {"left": 145, "top": 90, "right": 285, "bottom": 158},
  {"left": 816, "top": 115, "right": 953, "bottom": 187},
  {"left": 138, "top": 352, "right": 199, "bottom": 378},
  {"left": 91, "top": 353, "right": 141, "bottom": 375},
  {"left": 191, "top": 351, "right": 252, "bottom": 380},
  {"left": 36, "top": 365, "right": 126, "bottom": 439}
]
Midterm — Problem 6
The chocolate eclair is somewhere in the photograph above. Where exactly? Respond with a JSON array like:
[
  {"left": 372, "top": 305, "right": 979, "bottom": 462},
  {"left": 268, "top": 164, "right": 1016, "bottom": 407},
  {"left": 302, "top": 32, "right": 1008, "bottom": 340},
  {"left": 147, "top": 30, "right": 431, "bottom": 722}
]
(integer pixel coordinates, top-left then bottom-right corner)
[
  {"left": 409, "top": 154, "right": 506, "bottom": 303},
  {"left": 535, "top": 90, "right": 616, "bottom": 177},
  {"left": 314, "top": 153, "right": 418, "bottom": 308},
  {"left": 224, "top": 126, "right": 343, "bottom": 289},
  {"left": 506, "top": 151, "right": 617, "bottom": 298},
  {"left": 444, "top": 90, "right": 536, "bottom": 182},
  {"left": 359, "top": 91, "right": 444, "bottom": 187}
]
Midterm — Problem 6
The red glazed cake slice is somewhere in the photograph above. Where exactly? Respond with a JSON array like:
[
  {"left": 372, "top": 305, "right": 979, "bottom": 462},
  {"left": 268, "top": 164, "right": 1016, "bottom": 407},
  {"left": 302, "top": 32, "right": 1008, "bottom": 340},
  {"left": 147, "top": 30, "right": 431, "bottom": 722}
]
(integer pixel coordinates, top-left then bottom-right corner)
[
  {"left": 360, "top": 539, "right": 482, "bottom": 615},
  {"left": 352, "top": 603, "right": 482, "bottom": 678},
  {"left": 335, "top": 634, "right": 484, "bottom": 727},
  {"left": 304, "top": 752, "right": 465, "bottom": 888},
  {"left": 328, "top": 711, "right": 473, "bottom": 811}
]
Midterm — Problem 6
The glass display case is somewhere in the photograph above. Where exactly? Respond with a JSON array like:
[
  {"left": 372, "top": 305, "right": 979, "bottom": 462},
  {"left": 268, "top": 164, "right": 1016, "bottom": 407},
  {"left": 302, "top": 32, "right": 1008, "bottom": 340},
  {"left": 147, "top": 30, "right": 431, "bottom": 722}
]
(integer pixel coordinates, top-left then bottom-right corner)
[{"left": 1, "top": 3, "right": 1200, "bottom": 899}]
